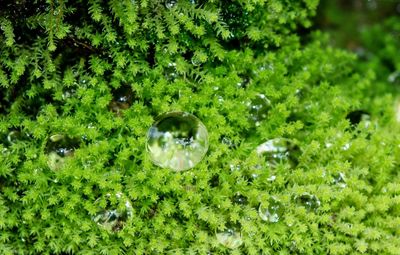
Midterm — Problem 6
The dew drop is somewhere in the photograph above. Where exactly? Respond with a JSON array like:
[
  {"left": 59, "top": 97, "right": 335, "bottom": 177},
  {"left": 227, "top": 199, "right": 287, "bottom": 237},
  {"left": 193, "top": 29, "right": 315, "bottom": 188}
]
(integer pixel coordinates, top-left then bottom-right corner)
[
  {"left": 332, "top": 172, "right": 346, "bottom": 188},
  {"left": 146, "top": 111, "right": 209, "bottom": 171},
  {"left": 247, "top": 94, "right": 270, "bottom": 126},
  {"left": 295, "top": 193, "right": 320, "bottom": 212},
  {"left": 165, "top": 0, "right": 177, "bottom": 9},
  {"left": 258, "top": 196, "right": 284, "bottom": 223},
  {"left": 92, "top": 193, "right": 133, "bottom": 232},
  {"left": 165, "top": 62, "right": 178, "bottom": 81},
  {"left": 46, "top": 134, "right": 80, "bottom": 171},
  {"left": 232, "top": 192, "right": 247, "bottom": 205},
  {"left": 256, "top": 138, "right": 299, "bottom": 168},
  {"left": 109, "top": 85, "right": 135, "bottom": 116},
  {"left": 216, "top": 229, "right": 243, "bottom": 249}
]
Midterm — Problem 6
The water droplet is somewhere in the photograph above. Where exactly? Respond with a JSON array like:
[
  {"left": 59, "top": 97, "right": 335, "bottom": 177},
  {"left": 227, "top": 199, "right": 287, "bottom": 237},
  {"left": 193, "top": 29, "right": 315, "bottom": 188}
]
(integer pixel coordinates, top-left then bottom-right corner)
[
  {"left": 165, "top": 0, "right": 177, "bottom": 9},
  {"left": 216, "top": 229, "right": 243, "bottom": 249},
  {"left": 258, "top": 196, "right": 283, "bottom": 223},
  {"left": 232, "top": 192, "right": 247, "bottom": 205},
  {"left": 191, "top": 57, "right": 202, "bottom": 66},
  {"left": 295, "top": 193, "right": 320, "bottom": 211},
  {"left": 146, "top": 111, "right": 209, "bottom": 171},
  {"left": 109, "top": 85, "right": 135, "bottom": 115},
  {"left": 247, "top": 94, "right": 270, "bottom": 126},
  {"left": 256, "top": 138, "right": 299, "bottom": 168},
  {"left": 332, "top": 172, "right": 346, "bottom": 188},
  {"left": 342, "top": 143, "right": 351, "bottom": 151},
  {"left": 229, "top": 164, "right": 241, "bottom": 172},
  {"left": 165, "top": 62, "right": 178, "bottom": 81},
  {"left": 267, "top": 175, "right": 276, "bottom": 181},
  {"left": 7, "top": 131, "right": 21, "bottom": 144},
  {"left": 388, "top": 71, "right": 400, "bottom": 83},
  {"left": 92, "top": 193, "right": 133, "bottom": 232},
  {"left": 46, "top": 134, "right": 80, "bottom": 171}
]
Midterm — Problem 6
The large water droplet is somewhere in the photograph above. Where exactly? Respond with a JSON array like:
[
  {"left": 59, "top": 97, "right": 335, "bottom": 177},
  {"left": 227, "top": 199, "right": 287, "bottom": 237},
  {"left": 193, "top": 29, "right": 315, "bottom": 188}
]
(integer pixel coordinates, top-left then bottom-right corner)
[
  {"left": 216, "top": 229, "right": 243, "bottom": 249},
  {"left": 295, "top": 193, "right": 320, "bottom": 212},
  {"left": 146, "top": 111, "right": 209, "bottom": 171},
  {"left": 247, "top": 94, "right": 270, "bottom": 126},
  {"left": 46, "top": 134, "right": 80, "bottom": 171},
  {"left": 258, "top": 196, "right": 283, "bottom": 223},
  {"left": 92, "top": 193, "right": 133, "bottom": 232},
  {"left": 256, "top": 138, "right": 299, "bottom": 168}
]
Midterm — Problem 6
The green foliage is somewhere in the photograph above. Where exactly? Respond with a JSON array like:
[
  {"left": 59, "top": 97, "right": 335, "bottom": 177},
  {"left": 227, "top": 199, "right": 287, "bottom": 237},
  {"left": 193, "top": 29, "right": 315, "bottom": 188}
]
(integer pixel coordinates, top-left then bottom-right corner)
[{"left": 0, "top": 0, "right": 399, "bottom": 254}]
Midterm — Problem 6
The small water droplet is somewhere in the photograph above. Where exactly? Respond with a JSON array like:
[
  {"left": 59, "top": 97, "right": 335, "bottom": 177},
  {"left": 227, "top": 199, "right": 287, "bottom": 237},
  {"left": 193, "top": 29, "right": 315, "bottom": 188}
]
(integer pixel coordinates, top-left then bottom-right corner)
[
  {"left": 46, "top": 134, "right": 80, "bottom": 171},
  {"left": 92, "top": 193, "right": 133, "bottom": 232},
  {"left": 146, "top": 111, "right": 209, "bottom": 171},
  {"left": 229, "top": 164, "right": 241, "bottom": 172},
  {"left": 247, "top": 94, "right": 270, "bottom": 126},
  {"left": 267, "top": 175, "right": 276, "bottom": 181},
  {"left": 191, "top": 57, "right": 202, "bottom": 66},
  {"left": 165, "top": 62, "right": 178, "bottom": 81},
  {"left": 342, "top": 143, "right": 351, "bottom": 151},
  {"left": 216, "top": 229, "right": 243, "bottom": 249},
  {"left": 332, "top": 172, "right": 346, "bottom": 188},
  {"left": 109, "top": 85, "right": 135, "bottom": 115},
  {"left": 258, "top": 196, "right": 283, "bottom": 223},
  {"left": 388, "top": 71, "right": 400, "bottom": 83},
  {"left": 295, "top": 193, "right": 320, "bottom": 212},
  {"left": 256, "top": 138, "right": 299, "bottom": 168},
  {"left": 232, "top": 192, "right": 247, "bottom": 205},
  {"left": 165, "top": 0, "right": 177, "bottom": 9}
]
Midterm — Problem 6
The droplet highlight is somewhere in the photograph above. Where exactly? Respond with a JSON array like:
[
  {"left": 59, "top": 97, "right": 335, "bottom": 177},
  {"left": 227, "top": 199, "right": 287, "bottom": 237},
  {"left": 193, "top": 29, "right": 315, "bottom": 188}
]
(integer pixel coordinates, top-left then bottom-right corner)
[{"left": 146, "top": 111, "right": 209, "bottom": 171}]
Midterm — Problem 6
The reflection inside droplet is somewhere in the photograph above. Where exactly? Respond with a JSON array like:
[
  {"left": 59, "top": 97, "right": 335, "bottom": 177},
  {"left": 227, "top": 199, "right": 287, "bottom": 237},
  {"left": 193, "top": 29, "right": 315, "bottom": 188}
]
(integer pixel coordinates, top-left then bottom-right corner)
[
  {"left": 247, "top": 94, "right": 270, "bottom": 126},
  {"left": 216, "top": 229, "right": 243, "bottom": 249},
  {"left": 259, "top": 196, "right": 283, "bottom": 223},
  {"left": 165, "top": 62, "right": 178, "bottom": 81},
  {"left": 92, "top": 193, "right": 133, "bottom": 232},
  {"left": 146, "top": 111, "right": 209, "bottom": 171},
  {"left": 256, "top": 138, "right": 299, "bottom": 168},
  {"left": 295, "top": 193, "right": 320, "bottom": 211},
  {"left": 46, "top": 134, "right": 80, "bottom": 171}
]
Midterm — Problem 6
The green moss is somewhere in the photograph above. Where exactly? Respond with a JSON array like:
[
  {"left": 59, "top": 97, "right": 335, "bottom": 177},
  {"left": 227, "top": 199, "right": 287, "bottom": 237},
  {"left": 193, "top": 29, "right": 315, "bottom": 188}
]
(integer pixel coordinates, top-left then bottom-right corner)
[{"left": 0, "top": 0, "right": 400, "bottom": 254}]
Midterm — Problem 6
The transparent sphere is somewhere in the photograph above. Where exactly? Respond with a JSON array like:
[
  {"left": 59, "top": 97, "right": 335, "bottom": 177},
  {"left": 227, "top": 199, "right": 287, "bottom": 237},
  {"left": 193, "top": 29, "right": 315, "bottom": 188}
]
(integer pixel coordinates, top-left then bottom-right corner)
[
  {"left": 295, "top": 193, "right": 320, "bottom": 212},
  {"left": 92, "top": 193, "right": 133, "bottom": 232},
  {"left": 216, "top": 229, "right": 243, "bottom": 249},
  {"left": 259, "top": 196, "right": 284, "bottom": 223},
  {"left": 247, "top": 94, "right": 270, "bottom": 126},
  {"left": 46, "top": 134, "right": 79, "bottom": 171},
  {"left": 146, "top": 111, "right": 209, "bottom": 171},
  {"left": 256, "top": 138, "right": 299, "bottom": 168}
]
